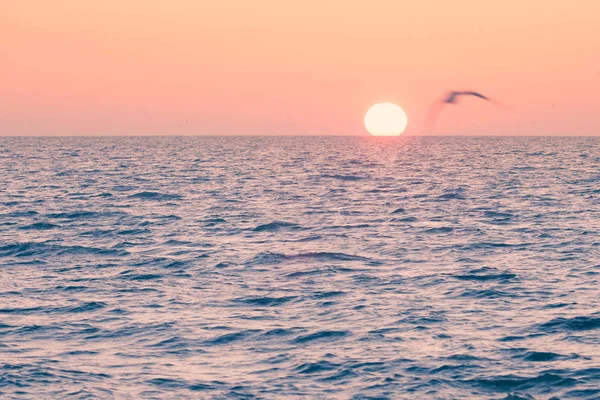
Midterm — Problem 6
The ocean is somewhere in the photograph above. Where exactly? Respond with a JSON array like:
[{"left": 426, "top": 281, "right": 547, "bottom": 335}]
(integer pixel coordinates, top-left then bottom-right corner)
[{"left": 0, "top": 136, "right": 599, "bottom": 399}]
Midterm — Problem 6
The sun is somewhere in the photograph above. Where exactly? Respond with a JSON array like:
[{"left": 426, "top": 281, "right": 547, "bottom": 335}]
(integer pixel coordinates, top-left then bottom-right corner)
[{"left": 364, "top": 103, "right": 408, "bottom": 136}]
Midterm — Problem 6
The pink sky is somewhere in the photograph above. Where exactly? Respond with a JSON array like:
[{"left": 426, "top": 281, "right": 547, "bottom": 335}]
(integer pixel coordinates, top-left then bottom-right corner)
[{"left": 1, "top": 0, "right": 599, "bottom": 136}]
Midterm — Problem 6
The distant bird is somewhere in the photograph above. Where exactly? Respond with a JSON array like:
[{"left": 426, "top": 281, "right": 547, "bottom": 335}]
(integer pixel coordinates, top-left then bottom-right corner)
[
  {"left": 443, "top": 91, "right": 490, "bottom": 104},
  {"left": 422, "top": 90, "right": 504, "bottom": 134}
]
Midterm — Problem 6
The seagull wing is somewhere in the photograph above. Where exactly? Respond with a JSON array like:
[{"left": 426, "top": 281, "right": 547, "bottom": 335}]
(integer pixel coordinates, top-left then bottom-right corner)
[
  {"left": 444, "top": 91, "right": 459, "bottom": 104},
  {"left": 463, "top": 91, "right": 491, "bottom": 101},
  {"left": 463, "top": 91, "right": 511, "bottom": 109}
]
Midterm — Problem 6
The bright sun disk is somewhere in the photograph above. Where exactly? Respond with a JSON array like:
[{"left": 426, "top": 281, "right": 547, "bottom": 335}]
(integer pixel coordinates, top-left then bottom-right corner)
[{"left": 364, "top": 102, "right": 408, "bottom": 136}]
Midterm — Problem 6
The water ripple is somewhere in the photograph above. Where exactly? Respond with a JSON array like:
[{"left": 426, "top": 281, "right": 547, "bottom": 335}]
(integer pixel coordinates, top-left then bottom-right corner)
[{"left": 1, "top": 136, "right": 599, "bottom": 398}]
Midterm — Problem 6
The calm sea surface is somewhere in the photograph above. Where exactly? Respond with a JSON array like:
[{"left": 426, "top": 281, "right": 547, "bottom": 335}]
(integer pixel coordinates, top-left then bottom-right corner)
[{"left": 1, "top": 136, "right": 599, "bottom": 399}]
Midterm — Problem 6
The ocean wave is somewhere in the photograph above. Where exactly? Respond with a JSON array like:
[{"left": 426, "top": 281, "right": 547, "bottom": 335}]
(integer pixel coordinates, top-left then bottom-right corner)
[
  {"left": 464, "top": 372, "right": 578, "bottom": 391},
  {"left": 537, "top": 315, "right": 600, "bottom": 333},
  {"left": 457, "top": 288, "right": 512, "bottom": 298},
  {"left": 261, "top": 328, "right": 300, "bottom": 338},
  {"left": 18, "top": 222, "right": 58, "bottom": 230},
  {"left": 295, "top": 360, "right": 340, "bottom": 374},
  {"left": 483, "top": 211, "right": 514, "bottom": 219},
  {"left": 247, "top": 251, "right": 378, "bottom": 265},
  {"left": 46, "top": 211, "right": 101, "bottom": 219},
  {"left": 458, "top": 242, "right": 530, "bottom": 250},
  {"left": 292, "top": 330, "right": 351, "bottom": 344},
  {"left": 0, "top": 242, "right": 128, "bottom": 258},
  {"left": 452, "top": 272, "right": 517, "bottom": 282},
  {"left": 311, "top": 291, "right": 346, "bottom": 299},
  {"left": 521, "top": 351, "right": 564, "bottom": 362},
  {"left": 252, "top": 221, "right": 302, "bottom": 232},
  {"left": 0, "top": 302, "right": 106, "bottom": 315},
  {"left": 233, "top": 296, "right": 297, "bottom": 307},
  {"left": 120, "top": 272, "right": 164, "bottom": 281},
  {"left": 391, "top": 216, "right": 418, "bottom": 222},
  {"left": 281, "top": 234, "right": 323, "bottom": 242},
  {"left": 204, "top": 330, "right": 258, "bottom": 345},
  {"left": 2, "top": 210, "right": 39, "bottom": 217},
  {"left": 128, "top": 191, "right": 183, "bottom": 200},
  {"left": 436, "top": 192, "right": 465, "bottom": 200},
  {"left": 321, "top": 174, "right": 365, "bottom": 181},
  {"left": 424, "top": 226, "right": 454, "bottom": 234}
]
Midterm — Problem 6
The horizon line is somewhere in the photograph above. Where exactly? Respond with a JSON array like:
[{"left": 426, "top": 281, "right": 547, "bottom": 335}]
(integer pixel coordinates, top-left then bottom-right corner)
[{"left": 1, "top": 134, "right": 599, "bottom": 138}]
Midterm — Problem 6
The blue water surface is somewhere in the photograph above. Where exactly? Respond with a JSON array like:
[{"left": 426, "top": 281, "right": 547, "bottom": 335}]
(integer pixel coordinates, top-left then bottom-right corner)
[{"left": 0, "top": 136, "right": 599, "bottom": 399}]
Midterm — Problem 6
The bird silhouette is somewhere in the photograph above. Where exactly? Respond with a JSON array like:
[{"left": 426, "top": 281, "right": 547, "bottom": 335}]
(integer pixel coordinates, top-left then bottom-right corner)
[
  {"left": 422, "top": 90, "right": 504, "bottom": 135},
  {"left": 443, "top": 91, "right": 490, "bottom": 104}
]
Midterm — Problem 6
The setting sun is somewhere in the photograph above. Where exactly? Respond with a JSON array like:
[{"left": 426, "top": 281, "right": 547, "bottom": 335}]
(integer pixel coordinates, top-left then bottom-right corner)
[{"left": 364, "top": 103, "right": 408, "bottom": 136}]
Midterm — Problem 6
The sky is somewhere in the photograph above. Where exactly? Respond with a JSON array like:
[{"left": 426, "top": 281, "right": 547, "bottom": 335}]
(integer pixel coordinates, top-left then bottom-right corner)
[{"left": 1, "top": 0, "right": 599, "bottom": 136}]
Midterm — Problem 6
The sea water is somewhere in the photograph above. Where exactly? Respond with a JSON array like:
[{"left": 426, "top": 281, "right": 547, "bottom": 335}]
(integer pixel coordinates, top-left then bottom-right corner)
[{"left": 0, "top": 136, "right": 599, "bottom": 399}]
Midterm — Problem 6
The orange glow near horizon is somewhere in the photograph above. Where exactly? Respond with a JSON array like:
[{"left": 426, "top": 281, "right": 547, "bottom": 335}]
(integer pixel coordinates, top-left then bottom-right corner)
[{"left": 1, "top": 1, "right": 600, "bottom": 136}]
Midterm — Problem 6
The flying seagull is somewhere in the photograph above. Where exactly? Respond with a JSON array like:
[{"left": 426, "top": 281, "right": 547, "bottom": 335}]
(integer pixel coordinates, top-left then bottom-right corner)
[
  {"left": 444, "top": 91, "right": 490, "bottom": 104},
  {"left": 423, "top": 90, "right": 503, "bottom": 134}
]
